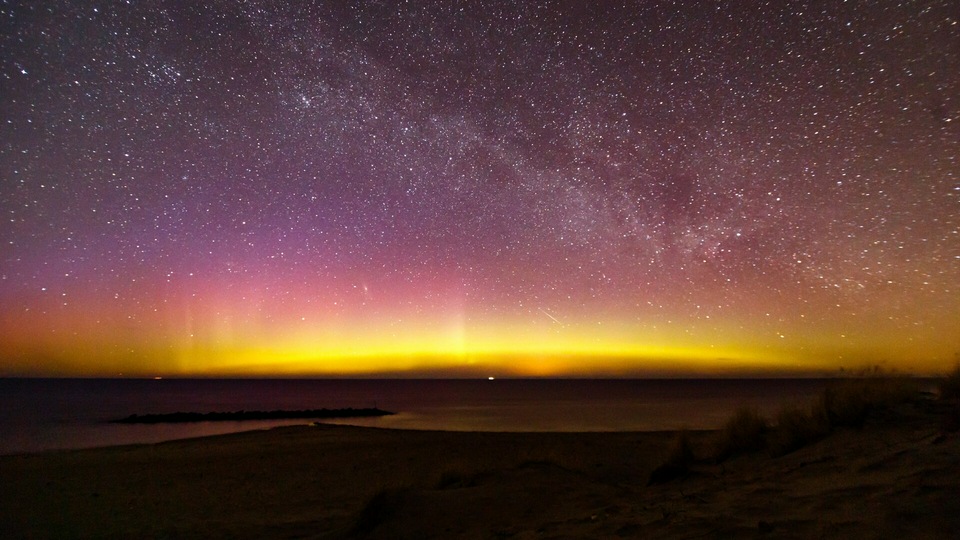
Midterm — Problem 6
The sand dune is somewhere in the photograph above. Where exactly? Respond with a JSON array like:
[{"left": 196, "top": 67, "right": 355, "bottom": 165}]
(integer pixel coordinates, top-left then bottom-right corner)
[{"left": 1, "top": 399, "right": 957, "bottom": 538}]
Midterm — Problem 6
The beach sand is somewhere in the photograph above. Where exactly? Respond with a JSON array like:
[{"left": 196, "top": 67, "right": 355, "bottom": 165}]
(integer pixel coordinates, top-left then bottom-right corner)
[{"left": 1, "top": 398, "right": 958, "bottom": 539}]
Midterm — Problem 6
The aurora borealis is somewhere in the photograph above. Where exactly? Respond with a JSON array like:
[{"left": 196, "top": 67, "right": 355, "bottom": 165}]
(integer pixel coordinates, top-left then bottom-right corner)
[{"left": 1, "top": 1, "right": 958, "bottom": 377}]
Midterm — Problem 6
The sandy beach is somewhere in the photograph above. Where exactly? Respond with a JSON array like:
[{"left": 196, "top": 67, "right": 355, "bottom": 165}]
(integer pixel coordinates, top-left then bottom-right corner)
[{"left": 1, "top": 397, "right": 958, "bottom": 539}]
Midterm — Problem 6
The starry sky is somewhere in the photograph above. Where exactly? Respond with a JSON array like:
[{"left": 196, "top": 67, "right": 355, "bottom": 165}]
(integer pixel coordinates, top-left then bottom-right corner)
[{"left": 1, "top": 0, "right": 958, "bottom": 377}]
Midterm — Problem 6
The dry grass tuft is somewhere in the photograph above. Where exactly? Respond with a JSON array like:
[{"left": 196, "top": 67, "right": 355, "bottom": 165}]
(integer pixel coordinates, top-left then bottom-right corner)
[
  {"left": 655, "top": 369, "right": 924, "bottom": 479},
  {"left": 939, "top": 364, "right": 960, "bottom": 400},
  {"left": 349, "top": 488, "right": 408, "bottom": 537},
  {"left": 648, "top": 429, "right": 695, "bottom": 485},
  {"left": 820, "top": 371, "right": 916, "bottom": 427},
  {"left": 769, "top": 403, "right": 831, "bottom": 456},
  {"left": 715, "top": 406, "right": 768, "bottom": 461},
  {"left": 666, "top": 429, "right": 695, "bottom": 467}
]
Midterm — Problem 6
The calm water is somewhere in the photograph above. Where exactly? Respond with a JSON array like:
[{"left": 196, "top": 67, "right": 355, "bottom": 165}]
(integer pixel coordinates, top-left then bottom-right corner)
[{"left": 0, "top": 378, "right": 835, "bottom": 455}]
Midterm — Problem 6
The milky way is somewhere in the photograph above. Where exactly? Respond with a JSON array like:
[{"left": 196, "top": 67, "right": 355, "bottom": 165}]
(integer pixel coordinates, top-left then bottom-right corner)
[{"left": 2, "top": 1, "right": 958, "bottom": 376}]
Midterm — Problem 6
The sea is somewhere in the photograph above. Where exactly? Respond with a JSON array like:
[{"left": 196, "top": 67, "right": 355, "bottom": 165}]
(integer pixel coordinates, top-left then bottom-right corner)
[{"left": 0, "top": 378, "right": 846, "bottom": 455}]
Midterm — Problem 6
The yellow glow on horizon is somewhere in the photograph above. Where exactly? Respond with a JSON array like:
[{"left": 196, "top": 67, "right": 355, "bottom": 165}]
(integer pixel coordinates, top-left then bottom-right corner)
[
  {"left": 150, "top": 317, "right": 949, "bottom": 377},
  {"left": 159, "top": 315, "right": 779, "bottom": 375},
  {"left": 2, "top": 304, "right": 957, "bottom": 377}
]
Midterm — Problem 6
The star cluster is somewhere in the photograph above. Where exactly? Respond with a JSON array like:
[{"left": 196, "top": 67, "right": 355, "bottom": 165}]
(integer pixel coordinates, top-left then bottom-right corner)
[{"left": 1, "top": 1, "right": 958, "bottom": 376}]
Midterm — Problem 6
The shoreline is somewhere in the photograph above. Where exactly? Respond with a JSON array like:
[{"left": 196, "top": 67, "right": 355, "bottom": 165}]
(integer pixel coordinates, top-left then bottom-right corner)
[
  {"left": 2, "top": 376, "right": 940, "bottom": 456},
  {"left": 0, "top": 420, "right": 697, "bottom": 458},
  {"left": 2, "top": 397, "right": 958, "bottom": 538},
  {"left": 112, "top": 407, "right": 395, "bottom": 424}
]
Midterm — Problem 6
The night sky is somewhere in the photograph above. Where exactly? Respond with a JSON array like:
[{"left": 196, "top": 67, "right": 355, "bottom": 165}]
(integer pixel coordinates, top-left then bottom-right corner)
[{"left": 2, "top": 1, "right": 958, "bottom": 377}]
